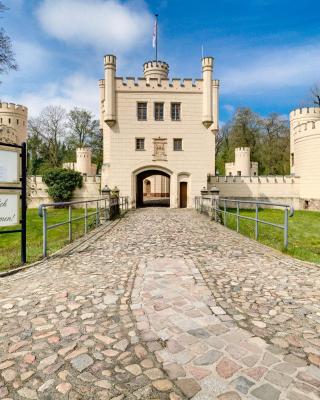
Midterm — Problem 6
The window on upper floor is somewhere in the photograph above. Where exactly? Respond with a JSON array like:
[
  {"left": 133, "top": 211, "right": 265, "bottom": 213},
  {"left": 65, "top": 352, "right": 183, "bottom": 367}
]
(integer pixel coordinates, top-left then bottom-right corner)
[
  {"left": 154, "top": 102, "right": 164, "bottom": 121},
  {"left": 137, "top": 102, "right": 147, "bottom": 121},
  {"left": 136, "top": 138, "right": 145, "bottom": 151},
  {"left": 237, "top": 171, "right": 241, "bottom": 176},
  {"left": 171, "top": 103, "right": 181, "bottom": 121},
  {"left": 173, "top": 138, "right": 183, "bottom": 151},
  {"left": 8, "top": 118, "right": 11, "bottom": 124},
  {"left": 17, "top": 119, "right": 19, "bottom": 125}
]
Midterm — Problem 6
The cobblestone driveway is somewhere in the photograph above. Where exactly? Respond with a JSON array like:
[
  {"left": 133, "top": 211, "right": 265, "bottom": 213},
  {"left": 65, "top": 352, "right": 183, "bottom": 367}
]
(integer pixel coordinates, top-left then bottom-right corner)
[{"left": 0, "top": 208, "right": 319, "bottom": 399}]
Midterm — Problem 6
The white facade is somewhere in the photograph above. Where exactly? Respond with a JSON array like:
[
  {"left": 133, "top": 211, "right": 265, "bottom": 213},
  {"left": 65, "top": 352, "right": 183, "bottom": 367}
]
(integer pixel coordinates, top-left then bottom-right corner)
[{"left": 100, "top": 55, "right": 219, "bottom": 208}]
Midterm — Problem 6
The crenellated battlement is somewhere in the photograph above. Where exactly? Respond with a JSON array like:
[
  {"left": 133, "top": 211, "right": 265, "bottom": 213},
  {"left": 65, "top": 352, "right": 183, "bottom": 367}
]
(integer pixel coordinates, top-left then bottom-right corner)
[
  {"left": 0, "top": 102, "right": 28, "bottom": 116},
  {"left": 104, "top": 54, "right": 116, "bottom": 66},
  {"left": 235, "top": 147, "right": 250, "bottom": 153},
  {"left": 209, "top": 175, "right": 298, "bottom": 185},
  {"left": 104, "top": 77, "right": 220, "bottom": 92},
  {"left": 290, "top": 107, "right": 320, "bottom": 121},
  {"left": 143, "top": 60, "right": 169, "bottom": 71}
]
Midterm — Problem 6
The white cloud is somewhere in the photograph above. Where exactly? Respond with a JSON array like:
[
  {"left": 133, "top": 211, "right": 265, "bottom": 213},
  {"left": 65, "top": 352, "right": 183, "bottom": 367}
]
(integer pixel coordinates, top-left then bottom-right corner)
[
  {"left": 14, "top": 40, "right": 50, "bottom": 73},
  {"left": 7, "top": 73, "right": 99, "bottom": 117},
  {"left": 220, "top": 43, "right": 320, "bottom": 94},
  {"left": 36, "top": 0, "right": 153, "bottom": 53}
]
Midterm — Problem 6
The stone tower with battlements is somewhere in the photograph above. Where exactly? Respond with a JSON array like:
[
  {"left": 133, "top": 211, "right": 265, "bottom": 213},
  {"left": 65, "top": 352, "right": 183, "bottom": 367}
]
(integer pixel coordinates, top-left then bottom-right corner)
[
  {"left": 0, "top": 102, "right": 28, "bottom": 145},
  {"left": 290, "top": 107, "right": 320, "bottom": 204},
  {"left": 99, "top": 54, "right": 219, "bottom": 208},
  {"left": 63, "top": 147, "right": 97, "bottom": 175},
  {"left": 225, "top": 147, "right": 258, "bottom": 177}
]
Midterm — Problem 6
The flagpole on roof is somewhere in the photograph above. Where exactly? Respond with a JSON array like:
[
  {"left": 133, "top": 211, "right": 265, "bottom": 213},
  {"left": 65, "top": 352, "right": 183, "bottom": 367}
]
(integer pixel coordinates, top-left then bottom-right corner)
[{"left": 153, "top": 14, "right": 159, "bottom": 62}]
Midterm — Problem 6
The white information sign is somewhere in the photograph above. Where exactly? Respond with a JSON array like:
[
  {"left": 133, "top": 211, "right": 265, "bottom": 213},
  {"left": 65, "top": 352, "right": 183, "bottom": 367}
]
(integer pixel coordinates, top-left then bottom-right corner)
[
  {"left": 0, "top": 149, "right": 19, "bottom": 183},
  {"left": 0, "top": 194, "right": 19, "bottom": 227}
]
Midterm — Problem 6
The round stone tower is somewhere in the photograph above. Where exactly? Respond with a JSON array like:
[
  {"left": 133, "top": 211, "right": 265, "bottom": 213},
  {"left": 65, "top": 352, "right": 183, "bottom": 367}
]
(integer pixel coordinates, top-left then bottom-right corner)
[
  {"left": 235, "top": 147, "right": 251, "bottom": 176},
  {"left": 289, "top": 107, "right": 320, "bottom": 175},
  {"left": 290, "top": 107, "right": 320, "bottom": 201},
  {"left": 0, "top": 102, "right": 28, "bottom": 145},
  {"left": 76, "top": 147, "right": 92, "bottom": 175},
  {"left": 143, "top": 60, "right": 169, "bottom": 82}
]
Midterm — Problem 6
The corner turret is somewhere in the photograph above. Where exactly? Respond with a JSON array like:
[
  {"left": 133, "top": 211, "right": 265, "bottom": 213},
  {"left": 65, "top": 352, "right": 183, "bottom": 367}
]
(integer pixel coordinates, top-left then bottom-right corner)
[
  {"left": 103, "top": 55, "right": 116, "bottom": 127},
  {"left": 202, "top": 57, "right": 219, "bottom": 131}
]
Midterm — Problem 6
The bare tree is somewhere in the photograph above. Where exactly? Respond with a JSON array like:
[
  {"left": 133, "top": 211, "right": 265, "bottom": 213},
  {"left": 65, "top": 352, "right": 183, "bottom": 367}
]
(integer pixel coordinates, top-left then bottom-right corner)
[
  {"left": 310, "top": 84, "right": 320, "bottom": 107},
  {"left": 29, "top": 106, "right": 67, "bottom": 168},
  {"left": 0, "top": 2, "right": 17, "bottom": 80}
]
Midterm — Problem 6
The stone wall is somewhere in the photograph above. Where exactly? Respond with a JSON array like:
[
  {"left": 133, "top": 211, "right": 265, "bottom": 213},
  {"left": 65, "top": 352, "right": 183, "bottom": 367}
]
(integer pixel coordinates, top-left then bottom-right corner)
[
  {"left": 28, "top": 175, "right": 101, "bottom": 208},
  {"left": 208, "top": 175, "right": 303, "bottom": 209}
]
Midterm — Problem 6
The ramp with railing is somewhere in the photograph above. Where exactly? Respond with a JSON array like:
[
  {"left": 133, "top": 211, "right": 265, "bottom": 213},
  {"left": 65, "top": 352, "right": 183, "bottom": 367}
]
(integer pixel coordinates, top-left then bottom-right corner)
[
  {"left": 195, "top": 196, "right": 294, "bottom": 249},
  {"left": 38, "top": 196, "right": 129, "bottom": 257}
]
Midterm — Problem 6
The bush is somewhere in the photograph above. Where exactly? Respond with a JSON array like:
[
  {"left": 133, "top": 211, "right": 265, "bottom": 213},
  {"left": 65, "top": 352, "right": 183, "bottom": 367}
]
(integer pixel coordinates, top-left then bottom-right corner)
[{"left": 43, "top": 168, "right": 83, "bottom": 203}]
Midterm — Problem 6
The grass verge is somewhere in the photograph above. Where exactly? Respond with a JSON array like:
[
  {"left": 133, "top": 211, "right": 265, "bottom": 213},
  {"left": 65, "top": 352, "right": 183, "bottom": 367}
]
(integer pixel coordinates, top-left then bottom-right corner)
[
  {"left": 218, "top": 208, "right": 320, "bottom": 264},
  {"left": 0, "top": 208, "right": 98, "bottom": 271}
]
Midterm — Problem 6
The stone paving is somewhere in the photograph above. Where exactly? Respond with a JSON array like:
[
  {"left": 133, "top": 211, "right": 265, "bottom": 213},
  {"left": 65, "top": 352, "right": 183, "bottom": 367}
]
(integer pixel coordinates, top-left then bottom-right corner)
[{"left": 0, "top": 208, "right": 319, "bottom": 399}]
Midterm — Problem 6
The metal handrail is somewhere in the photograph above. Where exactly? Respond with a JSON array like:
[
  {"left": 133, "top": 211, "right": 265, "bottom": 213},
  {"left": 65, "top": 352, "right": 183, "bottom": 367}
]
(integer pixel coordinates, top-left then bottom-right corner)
[
  {"left": 38, "top": 196, "right": 129, "bottom": 257},
  {"left": 195, "top": 196, "right": 294, "bottom": 249}
]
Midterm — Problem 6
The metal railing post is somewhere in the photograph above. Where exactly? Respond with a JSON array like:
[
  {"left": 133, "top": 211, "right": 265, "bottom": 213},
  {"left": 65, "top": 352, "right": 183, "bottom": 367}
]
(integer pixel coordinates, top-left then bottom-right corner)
[
  {"left": 255, "top": 203, "right": 259, "bottom": 240},
  {"left": 96, "top": 201, "right": 99, "bottom": 227},
  {"left": 284, "top": 207, "right": 289, "bottom": 249},
  {"left": 210, "top": 197, "right": 214, "bottom": 220},
  {"left": 43, "top": 207, "right": 47, "bottom": 257},
  {"left": 85, "top": 203, "right": 88, "bottom": 234},
  {"left": 214, "top": 198, "right": 217, "bottom": 221},
  {"left": 236, "top": 201, "right": 240, "bottom": 232},
  {"left": 104, "top": 199, "right": 107, "bottom": 222},
  {"left": 224, "top": 199, "right": 227, "bottom": 226},
  {"left": 68, "top": 205, "right": 72, "bottom": 243}
]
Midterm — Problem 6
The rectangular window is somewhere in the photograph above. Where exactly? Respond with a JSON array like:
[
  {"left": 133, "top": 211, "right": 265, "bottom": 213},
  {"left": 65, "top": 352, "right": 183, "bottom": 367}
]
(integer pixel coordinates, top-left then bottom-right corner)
[
  {"left": 173, "top": 138, "right": 183, "bottom": 151},
  {"left": 135, "top": 138, "right": 145, "bottom": 151},
  {"left": 154, "top": 102, "right": 164, "bottom": 121},
  {"left": 171, "top": 103, "right": 181, "bottom": 121},
  {"left": 137, "top": 102, "right": 147, "bottom": 121}
]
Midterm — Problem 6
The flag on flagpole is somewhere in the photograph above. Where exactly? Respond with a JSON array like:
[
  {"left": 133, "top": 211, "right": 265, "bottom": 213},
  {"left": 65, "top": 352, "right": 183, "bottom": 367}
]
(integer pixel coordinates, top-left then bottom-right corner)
[{"left": 152, "top": 16, "right": 157, "bottom": 48}]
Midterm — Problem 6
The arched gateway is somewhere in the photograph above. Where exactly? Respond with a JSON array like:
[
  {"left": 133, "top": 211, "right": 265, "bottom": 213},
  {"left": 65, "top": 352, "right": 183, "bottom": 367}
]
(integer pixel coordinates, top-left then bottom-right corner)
[{"left": 133, "top": 167, "right": 171, "bottom": 208}]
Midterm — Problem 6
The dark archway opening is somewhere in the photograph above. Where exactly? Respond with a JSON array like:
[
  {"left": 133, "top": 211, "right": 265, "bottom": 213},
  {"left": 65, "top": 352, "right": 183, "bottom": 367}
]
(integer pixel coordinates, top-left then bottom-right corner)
[{"left": 136, "top": 169, "right": 170, "bottom": 208}]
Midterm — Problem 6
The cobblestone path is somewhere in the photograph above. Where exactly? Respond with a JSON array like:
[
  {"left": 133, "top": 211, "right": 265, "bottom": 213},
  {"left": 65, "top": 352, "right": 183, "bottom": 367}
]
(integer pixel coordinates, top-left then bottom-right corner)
[{"left": 0, "top": 208, "right": 319, "bottom": 400}]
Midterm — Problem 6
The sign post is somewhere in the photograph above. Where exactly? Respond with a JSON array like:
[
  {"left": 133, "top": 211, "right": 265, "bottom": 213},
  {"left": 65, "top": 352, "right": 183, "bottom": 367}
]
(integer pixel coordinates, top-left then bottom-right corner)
[{"left": 0, "top": 142, "right": 27, "bottom": 264}]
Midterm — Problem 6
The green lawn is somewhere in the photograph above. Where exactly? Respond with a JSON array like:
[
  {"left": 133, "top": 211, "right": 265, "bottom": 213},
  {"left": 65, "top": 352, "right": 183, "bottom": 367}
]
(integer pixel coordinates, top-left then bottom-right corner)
[
  {"left": 0, "top": 208, "right": 98, "bottom": 271},
  {"left": 220, "top": 208, "right": 320, "bottom": 264}
]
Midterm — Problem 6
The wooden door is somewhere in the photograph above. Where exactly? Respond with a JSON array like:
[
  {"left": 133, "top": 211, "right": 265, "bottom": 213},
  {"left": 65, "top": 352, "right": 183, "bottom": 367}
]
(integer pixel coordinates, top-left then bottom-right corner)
[{"left": 180, "top": 182, "right": 187, "bottom": 208}]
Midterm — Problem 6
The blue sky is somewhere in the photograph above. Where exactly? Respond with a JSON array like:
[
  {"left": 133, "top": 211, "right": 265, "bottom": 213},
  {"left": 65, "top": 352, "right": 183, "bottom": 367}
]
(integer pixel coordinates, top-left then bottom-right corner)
[{"left": 1, "top": 0, "right": 320, "bottom": 121}]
